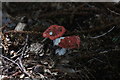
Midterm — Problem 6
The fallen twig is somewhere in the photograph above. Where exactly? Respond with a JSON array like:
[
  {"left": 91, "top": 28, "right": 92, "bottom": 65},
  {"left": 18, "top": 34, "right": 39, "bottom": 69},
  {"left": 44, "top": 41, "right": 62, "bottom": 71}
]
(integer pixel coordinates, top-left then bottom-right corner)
[
  {"left": 5, "top": 30, "right": 42, "bottom": 35},
  {"left": 1, "top": 55, "right": 33, "bottom": 79},
  {"left": 65, "top": 21, "right": 120, "bottom": 36},
  {"left": 39, "top": 6, "right": 100, "bottom": 19},
  {"left": 107, "top": 8, "right": 120, "bottom": 16},
  {"left": 16, "top": 58, "right": 32, "bottom": 78},
  {"left": 20, "top": 35, "right": 29, "bottom": 59},
  {"left": 89, "top": 26, "right": 115, "bottom": 39}
]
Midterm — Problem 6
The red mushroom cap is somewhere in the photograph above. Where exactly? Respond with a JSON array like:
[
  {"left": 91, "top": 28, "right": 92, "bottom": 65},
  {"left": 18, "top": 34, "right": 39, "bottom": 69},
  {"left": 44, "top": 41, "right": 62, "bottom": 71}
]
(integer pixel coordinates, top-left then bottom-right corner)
[
  {"left": 58, "top": 36, "right": 80, "bottom": 49},
  {"left": 43, "top": 25, "right": 66, "bottom": 40}
]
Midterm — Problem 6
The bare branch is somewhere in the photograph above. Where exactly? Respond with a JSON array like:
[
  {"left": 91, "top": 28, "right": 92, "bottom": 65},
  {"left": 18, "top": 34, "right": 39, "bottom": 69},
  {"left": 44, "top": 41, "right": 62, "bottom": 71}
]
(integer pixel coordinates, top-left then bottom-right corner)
[{"left": 89, "top": 26, "right": 115, "bottom": 39}]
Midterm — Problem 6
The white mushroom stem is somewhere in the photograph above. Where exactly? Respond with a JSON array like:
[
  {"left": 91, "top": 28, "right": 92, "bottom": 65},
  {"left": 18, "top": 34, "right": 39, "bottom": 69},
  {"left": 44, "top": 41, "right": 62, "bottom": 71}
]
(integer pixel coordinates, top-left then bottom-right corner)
[{"left": 53, "top": 37, "right": 65, "bottom": 46}]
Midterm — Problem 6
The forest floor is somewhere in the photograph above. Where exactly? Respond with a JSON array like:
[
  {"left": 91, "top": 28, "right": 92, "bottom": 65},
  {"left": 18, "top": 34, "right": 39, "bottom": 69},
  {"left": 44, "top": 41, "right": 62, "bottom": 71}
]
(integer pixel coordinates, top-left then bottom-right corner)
[{"left": 0, "top": 2, "right": 120, "bottom": 80}]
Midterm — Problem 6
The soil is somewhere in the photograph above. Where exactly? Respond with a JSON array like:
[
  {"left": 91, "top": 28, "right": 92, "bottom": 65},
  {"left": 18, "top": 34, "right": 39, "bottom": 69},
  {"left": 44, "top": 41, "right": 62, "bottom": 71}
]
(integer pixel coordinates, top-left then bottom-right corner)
[{"left": 1, "top": 2, "right": 120, "bottom": 80}]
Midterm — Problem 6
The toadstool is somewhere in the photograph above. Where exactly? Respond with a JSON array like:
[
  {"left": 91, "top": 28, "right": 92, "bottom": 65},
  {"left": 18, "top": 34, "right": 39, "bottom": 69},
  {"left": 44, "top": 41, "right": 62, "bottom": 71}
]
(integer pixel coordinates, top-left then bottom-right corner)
[
  {"left": 43, "top": 25, "right": 66, "bottom": 40},
  {"left": 54, "top": 36, "right": 80, "bottom": 49}
]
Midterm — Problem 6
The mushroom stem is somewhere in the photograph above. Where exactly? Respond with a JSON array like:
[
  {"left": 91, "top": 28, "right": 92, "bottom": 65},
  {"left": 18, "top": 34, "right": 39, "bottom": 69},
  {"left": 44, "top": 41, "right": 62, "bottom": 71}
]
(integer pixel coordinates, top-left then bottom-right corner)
[{"left": 41, "top": 38, "right": 48, "bottom": 43}]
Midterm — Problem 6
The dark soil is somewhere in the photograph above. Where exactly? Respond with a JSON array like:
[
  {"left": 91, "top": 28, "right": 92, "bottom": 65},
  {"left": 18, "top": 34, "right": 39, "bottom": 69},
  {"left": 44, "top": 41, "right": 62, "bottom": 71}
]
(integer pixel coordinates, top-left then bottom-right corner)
[{"left": 1, "top": 2, "right": 120, "bottom": 80}]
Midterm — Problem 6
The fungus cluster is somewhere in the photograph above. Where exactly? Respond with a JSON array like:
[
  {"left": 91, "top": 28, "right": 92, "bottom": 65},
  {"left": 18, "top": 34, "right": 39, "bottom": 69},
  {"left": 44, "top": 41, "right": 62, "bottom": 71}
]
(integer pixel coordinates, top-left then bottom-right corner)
[{"left": 43, "top": 25, "right": 80, "bottom": 52}]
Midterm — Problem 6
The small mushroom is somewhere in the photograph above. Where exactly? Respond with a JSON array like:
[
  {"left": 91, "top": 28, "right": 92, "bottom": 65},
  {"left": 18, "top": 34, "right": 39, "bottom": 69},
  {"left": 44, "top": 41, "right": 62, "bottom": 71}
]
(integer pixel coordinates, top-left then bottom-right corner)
[
  {"left": 54, "top": 36, "right": 80, "bottom": 49},
  {"left": 43, "top": 25, "right": 66, "bottom": 40}
]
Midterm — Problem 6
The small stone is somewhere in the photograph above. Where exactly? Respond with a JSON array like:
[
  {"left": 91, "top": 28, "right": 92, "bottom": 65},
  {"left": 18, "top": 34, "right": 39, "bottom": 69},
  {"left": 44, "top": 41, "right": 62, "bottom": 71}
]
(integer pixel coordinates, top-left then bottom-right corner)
[
  {"left": 20, "top": 74, "right": 25, "bottom": 78},
  {"left": 55, "top": 48, "right": 67, "bottom": 56},
  {"left": 15, "top": 23, "right": 26, "bottom": 31}
]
